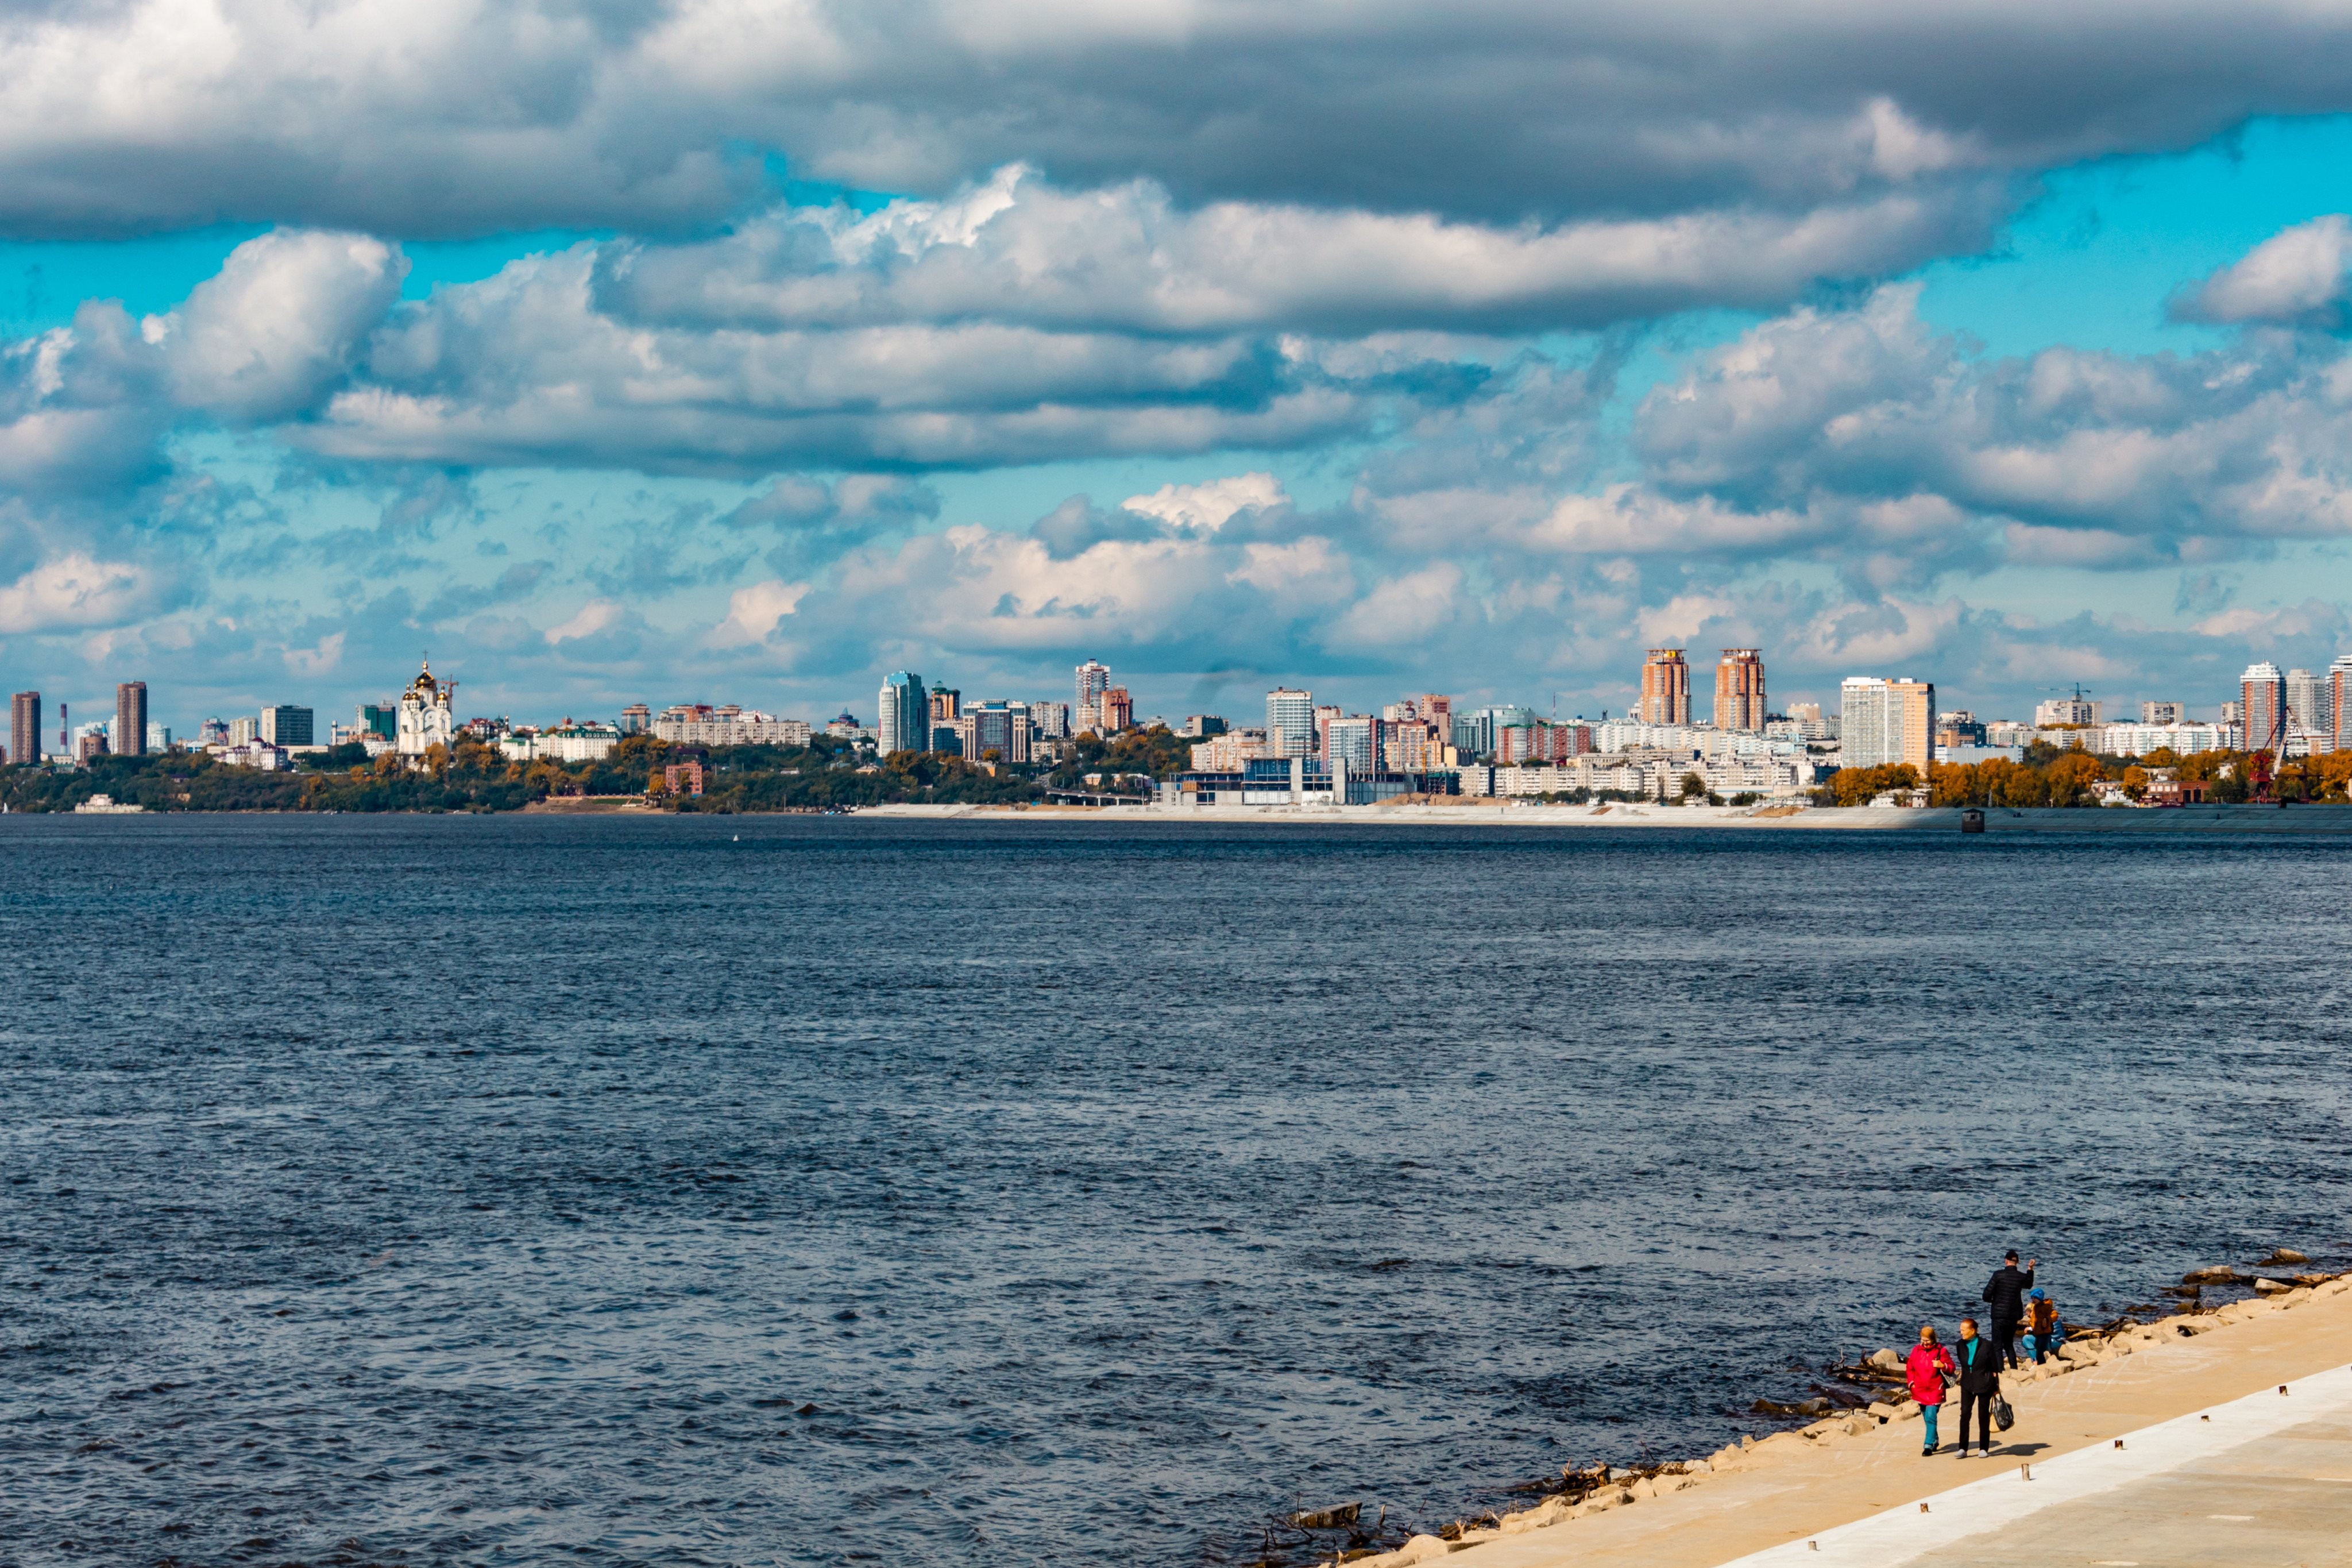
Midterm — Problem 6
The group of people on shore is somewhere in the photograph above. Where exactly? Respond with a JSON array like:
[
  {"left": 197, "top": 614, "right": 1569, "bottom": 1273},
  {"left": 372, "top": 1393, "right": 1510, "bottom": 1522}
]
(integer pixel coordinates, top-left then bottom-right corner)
[{"left": 1903, "top": 1251, "right": 2065, "bottom": 1457}]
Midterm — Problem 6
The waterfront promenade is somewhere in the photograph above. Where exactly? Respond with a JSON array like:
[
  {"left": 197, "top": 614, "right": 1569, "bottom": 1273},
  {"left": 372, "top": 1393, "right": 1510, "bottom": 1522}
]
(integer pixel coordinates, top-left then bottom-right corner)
[{"left": 1410, "top": 1280, "right": 2352, "bottom": 1568}]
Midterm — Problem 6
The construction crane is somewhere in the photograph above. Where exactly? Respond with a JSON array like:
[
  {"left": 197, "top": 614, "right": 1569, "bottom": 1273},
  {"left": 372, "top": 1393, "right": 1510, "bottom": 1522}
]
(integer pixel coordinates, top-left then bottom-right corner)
[{"left": 2250, "top": 691, "right": 2293, "bottom": 805}]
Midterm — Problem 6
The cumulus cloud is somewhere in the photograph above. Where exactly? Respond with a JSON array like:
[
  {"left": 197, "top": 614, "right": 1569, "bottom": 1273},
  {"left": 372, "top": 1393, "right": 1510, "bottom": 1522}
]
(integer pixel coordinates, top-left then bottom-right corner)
[
  {"left": 301, "top": 245, "right": 1397, "bottom": 473},
  {"left": 2173, "top": 214, "right": 2352, "bottom": 327},
  {"left": 150, "top": 230, "right": 408, "bottom": 422},
  {"left": 714, "top": 578, "right": 810, "bottom": 645},
  {"left": 596, "top": 165, "right": 2005, "bottom": 336},
  {"left": 0, "top": 551, "right": 152, "bottom": 631},
  {"left": 1122, "top": 472, "right": 1287, "bottom": 534},
  {"left": 1631, "top": 284, "right": 2352, "bottom": 561},
  {"left": 0, "top": 305, "right": 171, "bottom": 496},
  {"left": 545, "top": 597, "right": 627, "bottom": 644}
]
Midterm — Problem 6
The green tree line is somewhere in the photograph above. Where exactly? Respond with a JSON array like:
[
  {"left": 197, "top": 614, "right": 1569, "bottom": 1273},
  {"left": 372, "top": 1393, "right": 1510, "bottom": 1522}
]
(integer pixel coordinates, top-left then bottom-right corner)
[{"left": 0, "top": 724, "right": 1201, "bottom": 814}]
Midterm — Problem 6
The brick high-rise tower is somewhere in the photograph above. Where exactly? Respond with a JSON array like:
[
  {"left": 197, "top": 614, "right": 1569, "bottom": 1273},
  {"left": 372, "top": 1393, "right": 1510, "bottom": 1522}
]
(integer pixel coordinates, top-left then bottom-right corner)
[
  {"left": 9, "top": 690, "right": 38, "bottom": 767},
  {"left": 115, "top": 680, "right": 148, "bottom": 757},
  {"left": 1714, "top": 648, "right": 1767, "bottom": 732},
  {"left": 1640, "top": 648, "right": 1690, "bottom": 726}
]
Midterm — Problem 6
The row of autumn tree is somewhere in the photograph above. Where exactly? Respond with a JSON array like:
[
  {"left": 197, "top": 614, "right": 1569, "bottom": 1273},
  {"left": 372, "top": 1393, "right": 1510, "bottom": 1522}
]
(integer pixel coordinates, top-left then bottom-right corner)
[{"left": 1823, "top": 744, "right": 2352, "bottom": 808}]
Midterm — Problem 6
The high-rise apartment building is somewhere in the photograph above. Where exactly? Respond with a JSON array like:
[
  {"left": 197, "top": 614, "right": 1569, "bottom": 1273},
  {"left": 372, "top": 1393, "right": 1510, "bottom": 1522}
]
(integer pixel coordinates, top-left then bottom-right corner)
[
  {"left": 2034, "top": 694, "right": 2102, "bottom": 727},
  {"left": 2241, "top": 662, "right": 2285, "bottom": 753},
  {"left": 1714, "top": 648, "right": 1767, "bottom": 731},
  {"left": 1640, "top": 649, "right": 1690, "bottom": 726},
  {"left": 878, "top": 670, "right": 927, "bottom": 755},
  {"left": 2331, "top": 656, "right": 2352, "bottom": 748},
  {"left": 1323, "top": 715, "right": 1377, "bottom": 774},
  {"left": 1266, "top": 687, "right": 1316, "bottom": 756},
  {"left": 10, "top": 690, "right": 38, "bottom": 767},
  {"left": 114, "top": 681, "right": 148, "bottom": 758},
  {"left": 2285, "top": 667, "right": 2332, "bottom": 752},
  {"left": 1074, "top": 659, "right": 1111, "bottom": 734},
  {"left": 260, "top": 705, "right": 314, "bottom": 747},
  {"left": 1032, "top": 702, "right": 1069, "bottom": 740},
  {"left": 2140, "top": 701, "right": 2183, "bottom": 725},
  {"left": 619, "top": 703, "right": 651, "bottom": 735},
  {"left": 1098, "top": 687, "right": 1133, "bottom": 733},
  {"left": 1840, "top": 677, "right": 1935, "bottom": 772},
  {"left": 929, "top": 683, "right": 961, "bottom": 724}
]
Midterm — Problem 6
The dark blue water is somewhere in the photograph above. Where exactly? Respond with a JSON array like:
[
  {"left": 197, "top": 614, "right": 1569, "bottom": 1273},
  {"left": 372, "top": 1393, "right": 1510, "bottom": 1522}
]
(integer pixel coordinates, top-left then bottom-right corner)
[{"left": 2, "top": 816, "right": 2346, "bottom": 1567}]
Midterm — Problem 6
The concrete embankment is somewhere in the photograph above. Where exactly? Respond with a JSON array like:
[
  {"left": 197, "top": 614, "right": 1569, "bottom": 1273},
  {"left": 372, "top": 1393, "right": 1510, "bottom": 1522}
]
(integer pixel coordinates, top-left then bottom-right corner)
[
  {"left": 864, "top": 802, "right": 2352, "bottom": 833},
  {"left": 1358, "top": 1276, "right": 2352, "bottom": 1568}
]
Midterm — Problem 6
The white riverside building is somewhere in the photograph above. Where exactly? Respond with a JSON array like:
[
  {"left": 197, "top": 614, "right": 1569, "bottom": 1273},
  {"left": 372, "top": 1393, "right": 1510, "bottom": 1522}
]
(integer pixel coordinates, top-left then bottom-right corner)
[
  {"left": 2094, "top": 721, "right": 2242, "bottom": 758},
  {"left": 502, "top": 721, "right": 625, "bottom": 763},
  {"left": 1463, "top": 750, "right": 1814, "bottom": 801}
]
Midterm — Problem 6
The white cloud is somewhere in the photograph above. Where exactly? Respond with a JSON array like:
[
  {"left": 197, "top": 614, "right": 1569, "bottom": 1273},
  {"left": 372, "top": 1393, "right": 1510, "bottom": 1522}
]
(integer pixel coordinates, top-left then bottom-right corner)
[
  {"left": 1525, "top": 485, "right": 1823, "bottom": 555},
  {"left": 2175, "top": 214, "right": 2352, "bottom": 326},
  {"left": 1121, "top": 472, "right": 1287, "bottom": 534},
  {"left": 0, "top": 551, "right": 149, "bottom": 631},
  {"left": 545, "top": 598, "right": 625, "bottom": 644},
  {"left": 1632, "top": 284, "right": 2352, "bottom": 555},
  {"left": 303, "top": 246, "right": 1385, "bottom": 473},
  {"left": 598, "top": 165, "right": 2005, "bottom": 335},
  {"left": 284, "top": 629, "right": 345, "bottom": 675},
  {"left": 1326, "top": 562, "right": 1463, "bottom": 648},
  {"left": 715, "top": 578, "right": 810, "bottom": 645},
  {"left": 153, "top": 230, "right": 407, "bottom": 422}
]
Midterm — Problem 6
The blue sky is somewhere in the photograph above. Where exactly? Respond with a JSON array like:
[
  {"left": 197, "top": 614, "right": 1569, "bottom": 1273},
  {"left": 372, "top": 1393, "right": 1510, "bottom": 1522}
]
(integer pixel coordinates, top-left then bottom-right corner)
[{"left": 7, "top": 3, "right": 2352, "bottom": 740}]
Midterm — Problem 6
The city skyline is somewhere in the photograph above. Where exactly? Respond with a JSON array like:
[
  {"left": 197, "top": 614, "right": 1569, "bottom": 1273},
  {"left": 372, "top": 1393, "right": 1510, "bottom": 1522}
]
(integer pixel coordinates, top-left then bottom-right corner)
[{"left": 17, "top": 639, "right": 2338, "bottom": 764}]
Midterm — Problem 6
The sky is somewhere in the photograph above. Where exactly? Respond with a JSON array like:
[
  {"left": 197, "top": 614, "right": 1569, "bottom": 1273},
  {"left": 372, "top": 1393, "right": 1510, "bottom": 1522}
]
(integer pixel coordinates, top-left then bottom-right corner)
[{"left": 10, "top": 5, "right": 2352, "bottom": 736}]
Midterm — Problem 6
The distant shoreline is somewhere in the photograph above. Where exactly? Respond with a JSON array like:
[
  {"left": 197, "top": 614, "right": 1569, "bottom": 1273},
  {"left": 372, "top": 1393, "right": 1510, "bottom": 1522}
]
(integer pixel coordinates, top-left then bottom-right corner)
[
  {"left": 861, "top": 801, "right": 2352, "bottom": 833},
  {"left": 16, "top": 802, "right": 2352, "bottom": 833}
]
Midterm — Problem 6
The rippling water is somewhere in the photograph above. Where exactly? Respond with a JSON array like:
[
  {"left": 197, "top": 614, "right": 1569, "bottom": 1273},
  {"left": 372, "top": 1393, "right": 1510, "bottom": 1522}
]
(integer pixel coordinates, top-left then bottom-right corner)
[{"left": 2, "top": 816, "right": 2347, "bottom": 1567}]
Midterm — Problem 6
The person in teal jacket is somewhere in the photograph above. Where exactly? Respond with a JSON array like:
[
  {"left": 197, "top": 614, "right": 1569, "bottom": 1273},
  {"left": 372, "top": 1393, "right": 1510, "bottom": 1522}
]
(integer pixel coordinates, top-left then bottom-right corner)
[{"left": 1953, "top": 1318, "right": 2003, "bottom": 1457}]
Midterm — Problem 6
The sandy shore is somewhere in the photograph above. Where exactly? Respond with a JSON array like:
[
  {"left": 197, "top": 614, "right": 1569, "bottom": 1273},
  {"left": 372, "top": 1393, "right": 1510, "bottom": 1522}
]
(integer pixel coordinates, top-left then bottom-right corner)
[
  {"left": 1357, "top": 1277, "right": 2352, "bottom": 1568},
  {"left": 864, "top": 802, "right": 2352, "bottom": 833}
]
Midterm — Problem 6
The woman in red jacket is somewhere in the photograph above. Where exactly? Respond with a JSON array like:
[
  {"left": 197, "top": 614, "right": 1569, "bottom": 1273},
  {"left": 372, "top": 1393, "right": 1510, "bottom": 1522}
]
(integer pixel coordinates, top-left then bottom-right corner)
[{"left": 1905, "top": 1324, "right": 1958, "bottom": 1456}]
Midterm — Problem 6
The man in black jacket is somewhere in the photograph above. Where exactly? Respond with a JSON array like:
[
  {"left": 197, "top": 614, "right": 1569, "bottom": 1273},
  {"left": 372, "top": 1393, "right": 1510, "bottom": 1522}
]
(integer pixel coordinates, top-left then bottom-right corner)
[
  {"left": 1982, "top": 1250, "right": 2037, "bottom": 1370},
  {"left": 1953, "top": 1318, "right": 2003, "bottom": 1457}
]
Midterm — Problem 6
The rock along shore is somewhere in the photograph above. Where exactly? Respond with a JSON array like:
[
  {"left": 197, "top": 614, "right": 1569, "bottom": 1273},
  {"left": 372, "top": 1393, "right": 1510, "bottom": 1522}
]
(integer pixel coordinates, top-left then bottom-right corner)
[{"left": 1331, "top": 1270, "right": 2352, "bottom": 1568}]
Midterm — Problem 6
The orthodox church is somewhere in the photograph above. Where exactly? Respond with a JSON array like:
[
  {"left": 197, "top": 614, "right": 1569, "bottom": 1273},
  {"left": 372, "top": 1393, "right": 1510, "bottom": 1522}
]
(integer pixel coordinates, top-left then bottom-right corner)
[{"left": 397, "top": 658, "right": 457, "bottom": 760}]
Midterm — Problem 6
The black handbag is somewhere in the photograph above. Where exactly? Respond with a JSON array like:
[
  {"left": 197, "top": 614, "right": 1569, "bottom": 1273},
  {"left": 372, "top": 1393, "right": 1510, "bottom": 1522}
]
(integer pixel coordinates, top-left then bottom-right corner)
[{"left": 1992, "top": 1393, "right": 2015, "bottom": 1431}]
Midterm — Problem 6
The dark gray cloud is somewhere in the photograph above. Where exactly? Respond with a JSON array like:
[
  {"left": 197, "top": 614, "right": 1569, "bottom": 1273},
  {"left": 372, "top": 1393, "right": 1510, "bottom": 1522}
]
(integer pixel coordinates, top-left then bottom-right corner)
[{"left": 2, "top": 2, "right": 2351, "bottom": 238}]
